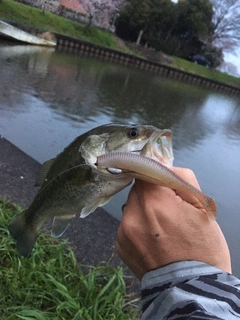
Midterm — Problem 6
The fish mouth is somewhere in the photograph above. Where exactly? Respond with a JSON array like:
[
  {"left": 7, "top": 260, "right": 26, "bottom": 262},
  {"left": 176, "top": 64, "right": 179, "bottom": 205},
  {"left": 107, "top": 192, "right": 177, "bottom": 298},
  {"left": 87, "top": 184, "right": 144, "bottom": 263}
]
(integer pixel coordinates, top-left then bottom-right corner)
[
  {"left": 141, "top": 129, "right": 173, "bottom": 167},
  {"left": 97, "top": 129, "right": 174, "bottom": 175}
]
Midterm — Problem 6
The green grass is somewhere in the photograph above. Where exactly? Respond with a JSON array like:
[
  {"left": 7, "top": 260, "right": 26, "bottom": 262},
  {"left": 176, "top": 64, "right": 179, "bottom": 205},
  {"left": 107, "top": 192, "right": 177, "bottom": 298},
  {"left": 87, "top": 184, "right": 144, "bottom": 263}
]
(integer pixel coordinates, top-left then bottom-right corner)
[
  {"left": 0, "top": 198, "right": 139, "bottom": 319},
  {"left": 0, "top": 0, "right": 124, "bottom": 49},
  {"left": 172, "top": 57, "right": 240, "bottom": 87}
]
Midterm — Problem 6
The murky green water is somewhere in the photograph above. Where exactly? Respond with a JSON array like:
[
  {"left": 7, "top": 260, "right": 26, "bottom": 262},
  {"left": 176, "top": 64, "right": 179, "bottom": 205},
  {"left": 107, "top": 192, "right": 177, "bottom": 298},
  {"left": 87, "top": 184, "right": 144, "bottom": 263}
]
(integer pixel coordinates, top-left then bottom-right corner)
[{"left": 0, "top": 44, "right": 240, "bottom": 275}]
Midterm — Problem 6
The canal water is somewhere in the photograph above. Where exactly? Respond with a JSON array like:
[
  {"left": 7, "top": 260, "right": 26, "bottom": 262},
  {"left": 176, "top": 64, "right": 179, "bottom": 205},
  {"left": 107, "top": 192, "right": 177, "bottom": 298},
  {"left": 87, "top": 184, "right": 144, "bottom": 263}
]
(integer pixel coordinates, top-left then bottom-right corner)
[{"left": 0, "top": 43, "right": 240, "bottom": 276}]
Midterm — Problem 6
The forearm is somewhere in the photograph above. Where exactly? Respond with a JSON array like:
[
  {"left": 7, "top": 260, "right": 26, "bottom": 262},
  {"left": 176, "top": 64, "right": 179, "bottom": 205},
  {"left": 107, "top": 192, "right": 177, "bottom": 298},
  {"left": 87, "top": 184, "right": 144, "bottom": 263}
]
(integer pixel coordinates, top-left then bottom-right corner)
[{"left": 141, "top": 261, "right": 240, "bottom": 320}]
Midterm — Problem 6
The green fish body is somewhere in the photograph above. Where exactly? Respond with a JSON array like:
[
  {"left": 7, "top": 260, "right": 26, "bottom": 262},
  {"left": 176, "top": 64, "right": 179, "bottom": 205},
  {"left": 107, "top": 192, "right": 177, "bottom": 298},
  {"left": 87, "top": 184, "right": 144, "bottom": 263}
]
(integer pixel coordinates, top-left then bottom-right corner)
[{"left": 8, "top": 124, "right": 173, "bottom": 257}]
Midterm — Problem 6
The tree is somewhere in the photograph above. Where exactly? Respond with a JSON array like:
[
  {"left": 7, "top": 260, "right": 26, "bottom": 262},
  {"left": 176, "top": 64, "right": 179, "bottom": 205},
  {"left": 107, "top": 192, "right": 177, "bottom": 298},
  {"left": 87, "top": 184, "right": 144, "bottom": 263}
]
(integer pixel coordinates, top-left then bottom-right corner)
[
  {"left": 172, "top": 0, "right": 224, "bottom": 65},
  {"left": 116, "top": 0, "right": 175, "bottom": 45},
  {"left": 116, "top": 0, "right": 222, "bottom": 65},
  {"left": 85, "top": 0, "right": 125, "bottom": 31},
  {"left": 174, "top": 0, "right": 213, "bottom": 39},
  {"left": 210, "top": 0, "right": 240, "bottom": 50},
  {"left": 116, "top": 0, "right": 214, "bottom": 48}
]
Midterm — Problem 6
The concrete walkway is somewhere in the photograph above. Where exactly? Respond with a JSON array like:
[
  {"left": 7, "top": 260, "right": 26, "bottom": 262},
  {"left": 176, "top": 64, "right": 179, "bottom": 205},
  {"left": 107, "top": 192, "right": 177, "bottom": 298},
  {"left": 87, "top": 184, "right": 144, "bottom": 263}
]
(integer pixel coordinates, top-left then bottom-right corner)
[{"left": 0, "top": 20, "right": 56, "bottom": 46}]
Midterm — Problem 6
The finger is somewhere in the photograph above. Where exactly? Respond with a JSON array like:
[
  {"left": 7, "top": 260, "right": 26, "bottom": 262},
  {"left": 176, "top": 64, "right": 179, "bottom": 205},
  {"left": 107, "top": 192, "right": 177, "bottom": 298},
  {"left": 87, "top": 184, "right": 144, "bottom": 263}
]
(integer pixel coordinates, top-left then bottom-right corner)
[
  {"left": 132, "top": 177, "right": 207, "bottom": 219},
  {"left": 171, "top": 167, "right": 201, "bottom": 190},
  {"left": 132, "top": 167, "right": 201, "bottom": 204},
  {"left": 169, "top": 167, "right": 213, "bottom": 213},
  {"left": 133, "top": 179, "right": 180, "bottom": 207}
]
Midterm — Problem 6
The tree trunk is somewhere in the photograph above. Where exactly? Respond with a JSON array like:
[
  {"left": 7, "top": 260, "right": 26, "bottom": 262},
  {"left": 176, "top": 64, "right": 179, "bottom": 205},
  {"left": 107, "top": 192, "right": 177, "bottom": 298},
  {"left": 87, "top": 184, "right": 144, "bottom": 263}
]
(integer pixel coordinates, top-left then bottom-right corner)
[
  {"left": 136, "top": 30, "right": 144, "bottom": 46},
  {"left": 86, "top": 14, "right": 93, "bottom": 28},
  {"left": 41, "top": 0, "right": 46, "bottom": 14}
]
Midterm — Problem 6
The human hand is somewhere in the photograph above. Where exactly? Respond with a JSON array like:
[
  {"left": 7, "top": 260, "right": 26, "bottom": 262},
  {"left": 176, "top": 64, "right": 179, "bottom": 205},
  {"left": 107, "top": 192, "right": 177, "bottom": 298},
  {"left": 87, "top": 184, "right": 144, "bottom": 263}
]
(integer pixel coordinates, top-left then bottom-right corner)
[{"left": 115, "top": 167, "right": 231, "bottom": 279}]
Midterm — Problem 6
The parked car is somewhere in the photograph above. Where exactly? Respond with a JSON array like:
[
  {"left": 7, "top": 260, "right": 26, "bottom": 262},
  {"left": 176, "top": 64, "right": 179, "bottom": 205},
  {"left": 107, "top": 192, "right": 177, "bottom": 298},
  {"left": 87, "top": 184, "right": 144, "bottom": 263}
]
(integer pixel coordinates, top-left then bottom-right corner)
[{"left": 188, "top": 54, "right": 211, "bottom": 67}]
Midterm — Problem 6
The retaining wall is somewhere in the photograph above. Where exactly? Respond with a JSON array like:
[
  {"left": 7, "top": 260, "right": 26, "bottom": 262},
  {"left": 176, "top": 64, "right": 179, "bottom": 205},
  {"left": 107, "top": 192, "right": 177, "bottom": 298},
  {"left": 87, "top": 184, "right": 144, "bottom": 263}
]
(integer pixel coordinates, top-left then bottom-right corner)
[{"left": 55, "top": 34, "right": 240, "bottom": 97}]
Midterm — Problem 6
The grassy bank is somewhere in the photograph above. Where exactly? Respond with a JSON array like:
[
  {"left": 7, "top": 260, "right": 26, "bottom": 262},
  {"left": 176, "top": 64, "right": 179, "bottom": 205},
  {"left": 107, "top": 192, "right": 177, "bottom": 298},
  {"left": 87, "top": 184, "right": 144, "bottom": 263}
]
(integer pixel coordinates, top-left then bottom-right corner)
[
  {"left": 0, "top": 198, "right": 139, "bottom": 319},
  {"left": 0, "top": 0, "right": 128, "bottom": 51},
  {"left": 0, "top": 0, "right": 240, "bottom": 87},
  {"left": 172, "top": 57, "right": 240, "bottom": 87},
  {"left": 128, "top": 44, "right": 240, "bottom": 87}
]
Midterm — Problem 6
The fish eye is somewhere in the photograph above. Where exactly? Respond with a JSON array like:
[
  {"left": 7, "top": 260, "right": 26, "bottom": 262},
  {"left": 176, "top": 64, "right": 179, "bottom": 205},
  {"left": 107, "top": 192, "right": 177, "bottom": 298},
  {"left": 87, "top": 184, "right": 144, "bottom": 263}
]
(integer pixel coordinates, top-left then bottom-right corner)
[{"left": 127, "top": 127, "right": 139, "bottom": 139}]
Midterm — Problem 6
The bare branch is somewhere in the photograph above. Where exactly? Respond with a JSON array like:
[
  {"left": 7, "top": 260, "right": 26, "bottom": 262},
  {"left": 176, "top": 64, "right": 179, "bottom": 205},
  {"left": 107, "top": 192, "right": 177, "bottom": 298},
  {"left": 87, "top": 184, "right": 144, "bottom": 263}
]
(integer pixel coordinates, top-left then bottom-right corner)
[{"left": 210, "top": 0, "right": 240, "bottom": 48}]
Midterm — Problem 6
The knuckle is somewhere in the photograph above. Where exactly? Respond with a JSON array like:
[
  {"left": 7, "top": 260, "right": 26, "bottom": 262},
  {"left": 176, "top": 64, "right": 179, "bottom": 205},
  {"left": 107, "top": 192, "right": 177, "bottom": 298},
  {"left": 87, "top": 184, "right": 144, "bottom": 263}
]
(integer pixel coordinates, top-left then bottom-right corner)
[{"left": 121, "top": 214, "right": 139, "bottom": 239}]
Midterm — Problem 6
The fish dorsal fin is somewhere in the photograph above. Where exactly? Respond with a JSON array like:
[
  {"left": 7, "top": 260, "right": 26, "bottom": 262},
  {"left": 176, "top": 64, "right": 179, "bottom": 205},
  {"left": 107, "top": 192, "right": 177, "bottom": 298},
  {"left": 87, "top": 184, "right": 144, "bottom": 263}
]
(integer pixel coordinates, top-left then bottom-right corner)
[
  {"left": 80, "top": 195, "right": 113, "bottom": 218},
  {"left": 51, "top": 215, "right": 75, "bottom": 238},
  {"left": 35, "top": 158, "right": 55, "bottom": 186}
]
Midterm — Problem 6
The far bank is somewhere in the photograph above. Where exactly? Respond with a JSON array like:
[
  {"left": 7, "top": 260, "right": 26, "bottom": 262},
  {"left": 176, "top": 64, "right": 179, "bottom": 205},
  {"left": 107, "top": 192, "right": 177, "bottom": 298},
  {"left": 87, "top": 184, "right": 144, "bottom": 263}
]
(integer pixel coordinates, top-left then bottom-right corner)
[{"left": 1, "top": 0, "right": 240, "bottom": 91}]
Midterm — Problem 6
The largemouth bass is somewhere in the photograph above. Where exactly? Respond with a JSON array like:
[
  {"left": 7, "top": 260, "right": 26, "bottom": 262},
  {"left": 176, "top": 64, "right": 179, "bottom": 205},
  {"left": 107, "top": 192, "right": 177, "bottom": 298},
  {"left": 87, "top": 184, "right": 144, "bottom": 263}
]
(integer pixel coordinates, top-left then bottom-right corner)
[{"left": 8, "top": 124, "right": 174, "bottom": 257}]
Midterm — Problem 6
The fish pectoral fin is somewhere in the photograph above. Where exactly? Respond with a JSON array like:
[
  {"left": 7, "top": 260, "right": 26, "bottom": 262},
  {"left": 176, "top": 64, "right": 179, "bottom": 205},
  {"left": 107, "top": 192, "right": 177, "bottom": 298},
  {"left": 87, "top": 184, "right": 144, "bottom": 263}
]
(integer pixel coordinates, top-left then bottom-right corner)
[
  {"left": 51, "top": 215, "right": 75, "bottom": 238},
  {"left": 80, "top": 196, "right": 113, "bottom": 218},
  {"left": 35, "top": 158, "right": 55, "bottom": 186}
]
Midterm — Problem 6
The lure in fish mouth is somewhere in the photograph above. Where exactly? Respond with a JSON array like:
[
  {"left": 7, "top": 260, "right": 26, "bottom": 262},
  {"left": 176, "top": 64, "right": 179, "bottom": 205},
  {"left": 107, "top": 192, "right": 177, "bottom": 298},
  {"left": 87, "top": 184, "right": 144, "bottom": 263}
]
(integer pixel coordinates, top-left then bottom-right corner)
[
  {"left": 97, "top": 152, "right": 217, "bottom": 221},
  {"left": 95, "top": 130, "right": 217, "bottom": 222},
  {"left": 8, "top": 123, "right": 216, "bottom": 257}
]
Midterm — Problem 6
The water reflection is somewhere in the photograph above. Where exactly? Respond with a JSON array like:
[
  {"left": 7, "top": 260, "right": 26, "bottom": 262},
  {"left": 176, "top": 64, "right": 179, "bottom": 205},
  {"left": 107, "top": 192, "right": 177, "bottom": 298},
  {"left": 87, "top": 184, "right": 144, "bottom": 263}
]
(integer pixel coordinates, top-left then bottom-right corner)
[{"left": 0, "top": 44, "right": 240, "bottom": 275}]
